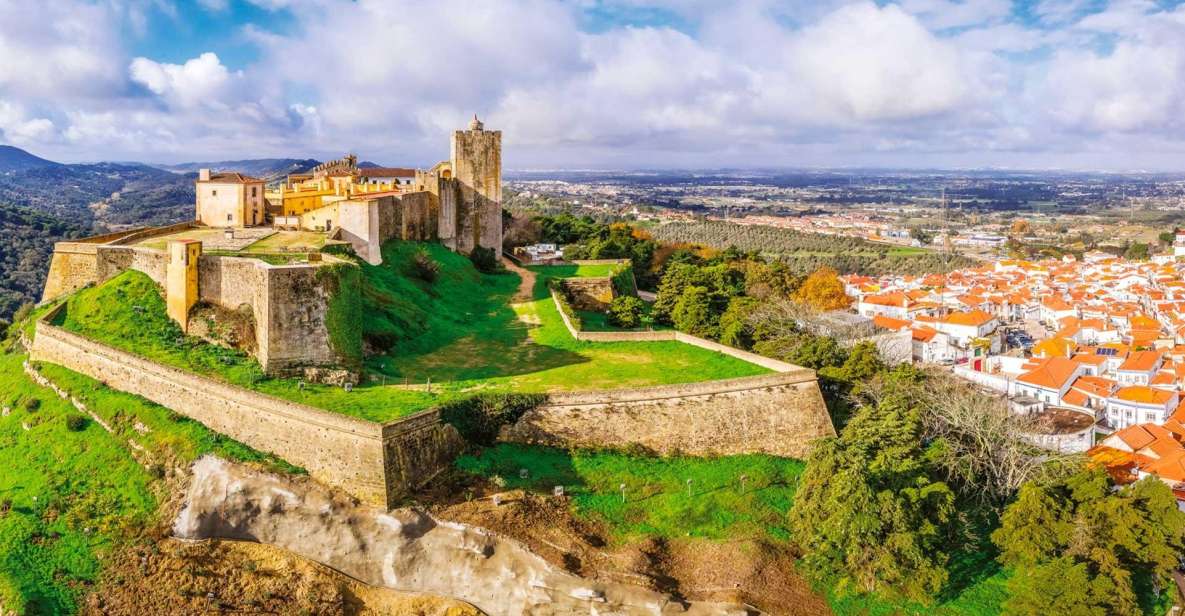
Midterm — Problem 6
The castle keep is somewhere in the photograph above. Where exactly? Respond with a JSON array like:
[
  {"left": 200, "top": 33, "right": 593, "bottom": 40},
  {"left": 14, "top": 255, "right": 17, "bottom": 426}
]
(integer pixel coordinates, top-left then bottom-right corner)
[{"left": 40, "top": 119, "right": 504, "bottom": 377}]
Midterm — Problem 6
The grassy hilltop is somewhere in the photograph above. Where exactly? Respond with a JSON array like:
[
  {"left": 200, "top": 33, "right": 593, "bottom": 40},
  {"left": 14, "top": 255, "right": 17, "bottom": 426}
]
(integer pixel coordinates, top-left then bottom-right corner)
[{"left": 55, "top": 241, "right": 766, "bottom": 422}]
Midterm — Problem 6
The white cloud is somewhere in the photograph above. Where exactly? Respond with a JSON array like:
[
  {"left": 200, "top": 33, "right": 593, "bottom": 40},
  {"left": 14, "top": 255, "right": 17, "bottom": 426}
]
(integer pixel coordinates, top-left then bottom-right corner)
[
  {"left": 129, "top": 52, "right": 240, "bottom": 109},
  {"left": 5, "top": 0, "right": 1185, "bottom": 169},
  {"left": 0, "top": 102, "right": 56, "bottom": 144}
]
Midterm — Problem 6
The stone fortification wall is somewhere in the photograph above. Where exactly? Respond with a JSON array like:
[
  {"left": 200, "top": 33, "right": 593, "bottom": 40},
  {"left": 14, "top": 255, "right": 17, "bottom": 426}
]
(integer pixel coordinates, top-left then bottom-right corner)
[
  {"left": 505, "top": 370, "right": 834, "bottom": 458},
  {"left": 41, "top": 222, "right": 196, "bottom": 301},
  {"left": 30, "top": 311, "right": 460, "bottom": 508},
  {"left": 41, "top": 243, "right": 101, "bottom": 301},
  {"left": 437, "top": 178, "right": 460, "bottom": 250},
  {"left": 31, "top": 312, "right": 388, "bottom": 505},
  {"left": 108, "top": 221, "right": 197, "bottom": 245},
  {"left": 198, "top": 255, "right": 347, "bottom": 373},
  {"left": 395, "top": 192, "right": 437, "bottom": 243},
  {"left": 262, "top": 264, "right": 341, "bottom": 371},
  {"left": 96, "top": 246, "right": 169, "bottom": 285},
  {"left": 560, "top": 277, "right": 615, "bottom": 311}
]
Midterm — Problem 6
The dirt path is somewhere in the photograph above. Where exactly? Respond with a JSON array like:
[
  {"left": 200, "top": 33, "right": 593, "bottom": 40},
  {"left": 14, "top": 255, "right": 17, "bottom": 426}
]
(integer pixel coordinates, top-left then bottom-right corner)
[{"left": 503, "top": 259, "right": 536, "bottom": 303}]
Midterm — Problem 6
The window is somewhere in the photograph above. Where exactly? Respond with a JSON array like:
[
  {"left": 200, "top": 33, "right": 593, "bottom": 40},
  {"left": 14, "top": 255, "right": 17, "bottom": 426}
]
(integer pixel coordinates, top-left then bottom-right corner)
[
  {"left": 227, "top": 214, "right": 232, "bottom": 221},
  {"left": 251, "top": 186, "right": 257, "bottom": 197},
  {"left": 212, "top": 189, "right": 217, "bottom": 196}
]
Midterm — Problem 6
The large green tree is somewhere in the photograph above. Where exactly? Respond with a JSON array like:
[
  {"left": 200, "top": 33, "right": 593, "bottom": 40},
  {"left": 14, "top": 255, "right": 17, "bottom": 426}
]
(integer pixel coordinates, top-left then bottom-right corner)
[
  {"left": 993, "top": 470, "right": 1185, "bottom": 616},
  {"left": 790, "top": 367, "right": 957, "bottom": 602}
]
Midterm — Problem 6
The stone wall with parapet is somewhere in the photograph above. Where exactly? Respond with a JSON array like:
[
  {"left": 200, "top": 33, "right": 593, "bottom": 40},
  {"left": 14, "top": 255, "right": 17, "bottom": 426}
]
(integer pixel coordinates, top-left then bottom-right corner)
[
  {"left": 41, "top": 222, "right": 196, "bottom": 301},
  {"left": 29, "top": 309, "right": 461, "bottom": 509},
  {"left": 504, "top": 370, "right": 834, "bottom": 458}
]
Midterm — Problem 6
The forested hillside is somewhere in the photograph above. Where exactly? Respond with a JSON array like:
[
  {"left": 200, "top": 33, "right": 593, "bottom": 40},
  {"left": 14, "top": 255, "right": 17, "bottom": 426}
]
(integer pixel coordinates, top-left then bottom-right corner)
[
  {"left": 0, "top": 162, "right": 189, "bottom": 223},
  {"left": 650, "top": 220, "right": 975, "bottom": 276},
  {"left": 0, "top": 204, "right": 87, "bottom": 321}
]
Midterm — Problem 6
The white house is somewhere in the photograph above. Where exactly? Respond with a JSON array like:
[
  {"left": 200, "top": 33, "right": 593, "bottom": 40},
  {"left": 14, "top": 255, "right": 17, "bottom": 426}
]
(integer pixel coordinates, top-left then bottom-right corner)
[{"left": 1105, "top": 386, "right": 1178, "bottom": 430}]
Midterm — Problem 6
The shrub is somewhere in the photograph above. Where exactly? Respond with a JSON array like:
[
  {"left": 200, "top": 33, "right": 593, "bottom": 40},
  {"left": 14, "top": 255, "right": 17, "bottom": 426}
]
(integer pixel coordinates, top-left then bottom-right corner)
[
  {"left": 438, "top": 393, "right": 547, "bottom": 445},
  {"left": 65, "top": 414, "right": 87, "bottom": 432},
  {"left": 607, "top": 296, "right": 645, "bottom": 329},
  {"left": 411, "top": 250, "right": 439, "bottom": 283},
  {"left": 24, "top": 398, "right": 40, "bottom": 412},
  {"left": 468, "top": 246, "right": 499, "bottom": 273}
]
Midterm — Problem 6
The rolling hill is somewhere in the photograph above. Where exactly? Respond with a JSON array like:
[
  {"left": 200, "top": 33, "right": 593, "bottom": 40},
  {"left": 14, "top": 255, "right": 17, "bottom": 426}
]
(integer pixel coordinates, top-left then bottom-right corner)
[{"left": 0, "top": 145, "right": 61, "bottom": 172}]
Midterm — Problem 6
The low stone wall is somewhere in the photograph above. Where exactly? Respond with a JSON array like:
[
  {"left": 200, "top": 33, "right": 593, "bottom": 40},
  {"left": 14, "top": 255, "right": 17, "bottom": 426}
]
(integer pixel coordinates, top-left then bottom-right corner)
[
  {"left": 505, "top": 370, "right": 835, "bottom": 458},
  {"left": 40, "top": 223, "right": 195, "bottom": 301},
  {"left": 549, "top": 289, "right": 800, "bottom": 371},
  {"left": 29, "top": 309, "right": 460, "bottom": 509}
]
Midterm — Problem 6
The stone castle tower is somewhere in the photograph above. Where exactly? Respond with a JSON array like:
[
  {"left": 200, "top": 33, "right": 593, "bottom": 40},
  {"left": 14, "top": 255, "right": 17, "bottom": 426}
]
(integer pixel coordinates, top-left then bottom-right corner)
[{"left": 439, "top": 115, "right": 502, "bottom": 254}]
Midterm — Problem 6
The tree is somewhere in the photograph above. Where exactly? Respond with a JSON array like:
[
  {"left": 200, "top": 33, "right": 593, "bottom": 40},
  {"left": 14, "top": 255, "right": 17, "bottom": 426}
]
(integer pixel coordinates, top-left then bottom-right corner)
[
  {"left": 1009, "top": 219, "right": 1031, "bottom": 236},
  {"left": 718, "top": 296, "right": 759, "bottom": 349},
  {"left": 1003, "top": 557, "right": 1108, "bottom": 616},
  {"left": 671, "top": 285, "right": 715, "bottom": 337},
  {"left": 840, "top": 341, "right": 883, "bottom": 382},
  {"left": 607, "top": 296, "right": 645, "bottom": 329},
  {"left": 993, "top": 469, "right": 1185, "bottom": 615},
  {"left": 909, "top": 226, "right": 934, "bottom": 245},
  {"left": 1123, "top": 242, "right": 1150, "bottom": 261},
  {"left": 794, "top": 267, "right": 851, "bottom": 312},
  {"left": 790, "top": 367, "right": 957, "bottom": 602},
  {"left": 1158, "top": 230, "right": 1176, "bottom": 246}
]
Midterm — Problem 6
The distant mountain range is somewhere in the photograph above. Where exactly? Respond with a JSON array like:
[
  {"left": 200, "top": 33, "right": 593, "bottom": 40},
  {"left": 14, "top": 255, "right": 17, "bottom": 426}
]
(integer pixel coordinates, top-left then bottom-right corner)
[{"left": 156, "top": 158, "right": 320, "bottom": 180}]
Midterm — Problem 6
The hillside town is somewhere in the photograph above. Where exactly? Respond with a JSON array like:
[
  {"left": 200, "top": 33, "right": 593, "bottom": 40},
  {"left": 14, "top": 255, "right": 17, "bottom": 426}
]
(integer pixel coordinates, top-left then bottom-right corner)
[{"left": 845, "top": 230, "right": 1185, "bottom": 504}]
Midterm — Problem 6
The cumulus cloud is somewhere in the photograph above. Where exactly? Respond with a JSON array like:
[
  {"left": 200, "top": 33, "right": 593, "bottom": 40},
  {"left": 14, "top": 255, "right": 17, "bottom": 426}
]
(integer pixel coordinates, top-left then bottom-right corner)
[
  {"left": 130, "top": 52, "right": 241, "bottom": 109},
  {"left": 5, "top": 0, "right": 1185, "bottom": 168}
]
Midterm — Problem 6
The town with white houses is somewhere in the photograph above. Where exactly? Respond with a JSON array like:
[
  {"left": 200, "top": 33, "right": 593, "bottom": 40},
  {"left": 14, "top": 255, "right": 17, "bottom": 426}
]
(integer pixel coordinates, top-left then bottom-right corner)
[{"left": 845, "top": 230, "right": 1185, "bottom": 506}]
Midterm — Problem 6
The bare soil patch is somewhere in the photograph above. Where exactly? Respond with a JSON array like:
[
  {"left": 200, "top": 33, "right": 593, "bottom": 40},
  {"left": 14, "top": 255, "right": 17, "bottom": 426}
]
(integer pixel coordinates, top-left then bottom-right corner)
[
  {"left": 85, "top": 535, "right": 480, "bottom": 616},
  {"left": 425, "top": 483, "right": 831, "bottom": 616}
]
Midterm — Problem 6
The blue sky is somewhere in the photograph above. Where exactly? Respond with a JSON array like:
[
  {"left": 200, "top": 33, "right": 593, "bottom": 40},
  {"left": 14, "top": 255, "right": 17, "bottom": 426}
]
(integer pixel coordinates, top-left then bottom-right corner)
[{"left": 5, "top": 0, "right": 1185, "bottom": 170}]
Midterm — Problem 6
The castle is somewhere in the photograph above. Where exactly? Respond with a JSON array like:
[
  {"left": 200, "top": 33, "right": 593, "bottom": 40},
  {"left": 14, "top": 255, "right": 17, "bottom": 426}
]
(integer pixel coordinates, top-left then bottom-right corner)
[
  {"left": 195, "top": 115, "right": 502, "bottom": 262},
  {"left": 41, "top": 118, "right": 503, "bottom": 377}
]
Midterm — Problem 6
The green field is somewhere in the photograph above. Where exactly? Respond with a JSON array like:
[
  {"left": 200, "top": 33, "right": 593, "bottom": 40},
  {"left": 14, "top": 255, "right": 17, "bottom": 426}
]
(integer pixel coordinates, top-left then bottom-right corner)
[
  {"left": 456, "top": 443, "right": 804, "bottom": 543},
  {"left": 0, "top": 351, "right": 293, "bottom": 615},
  {"left": 53, "top": 242, "right": 767, "bottom": 422}
]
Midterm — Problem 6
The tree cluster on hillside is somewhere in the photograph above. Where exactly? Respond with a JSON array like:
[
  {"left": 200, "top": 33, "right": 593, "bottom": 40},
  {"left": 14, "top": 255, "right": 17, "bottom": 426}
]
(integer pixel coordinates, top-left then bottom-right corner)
[
  {"left": 649, "top": 220, "right": 976, "bottom": 276},
  {"left": 994, "top": 470, "right": 1185, "bottom": 615},
  {"left": 789, "top": 363, "right": 1185, "bottom": 612},
  {"left": 0, "top": 204, "right": 88, "bottom": 320}
]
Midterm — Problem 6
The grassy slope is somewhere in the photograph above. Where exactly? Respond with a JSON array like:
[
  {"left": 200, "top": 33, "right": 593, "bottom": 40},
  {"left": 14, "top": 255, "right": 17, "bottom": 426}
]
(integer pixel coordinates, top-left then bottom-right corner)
[
  {"left": 455, "top": 443, "right": 803, "bottom": 543},
  {"left": 0, "top": 353, "right": 154, "bottom": 614},
  {"left": 0, "top": 348, "right": 296, "bottom": 615},
  {"left": 57, "top": 243, "right": 765, "bottom": 422}
]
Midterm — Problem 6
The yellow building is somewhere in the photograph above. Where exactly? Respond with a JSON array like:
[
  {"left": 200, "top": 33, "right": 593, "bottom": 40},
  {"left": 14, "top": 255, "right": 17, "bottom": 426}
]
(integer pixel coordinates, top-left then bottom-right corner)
[{"left": 265, "top": 167, "right": 406, "bottom": 218}]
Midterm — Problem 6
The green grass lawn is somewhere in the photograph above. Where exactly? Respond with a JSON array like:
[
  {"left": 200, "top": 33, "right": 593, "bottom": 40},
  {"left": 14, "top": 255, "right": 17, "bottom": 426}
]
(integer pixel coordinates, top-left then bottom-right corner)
[
  {"left": 576, "top": 303, "right": 667, "bottom": 332},
  {"left": 0, "top": 348, "right": 298, "bottom": 615},
  {"left": 455, "top": 443, "right": 804, "bottom": 543},
  {"left": 55, "top": 243, "right": 767, "bottom": 422},
  {"left": 0, "top": 352, "right": 155, "bottom": 614}
]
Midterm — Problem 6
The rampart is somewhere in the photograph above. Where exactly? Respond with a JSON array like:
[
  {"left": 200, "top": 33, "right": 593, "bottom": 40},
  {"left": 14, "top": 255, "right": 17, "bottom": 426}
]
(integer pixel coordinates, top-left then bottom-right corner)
[
  {"left": 43, "top": 226, "right": 352, "bottom": 375},
  {"left": 504, "top": 369, "right": 834, "bottom": 458},
  {"left": 29, "top": 306, "right": 462, "bottom": 509}
]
